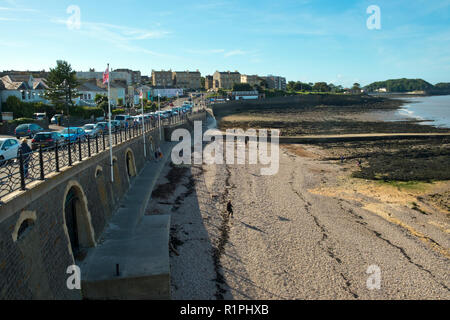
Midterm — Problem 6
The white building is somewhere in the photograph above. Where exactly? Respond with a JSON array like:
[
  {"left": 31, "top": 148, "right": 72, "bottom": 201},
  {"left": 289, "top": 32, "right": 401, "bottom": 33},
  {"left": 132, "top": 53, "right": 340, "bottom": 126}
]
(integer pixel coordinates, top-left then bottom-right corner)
[
  {"left": 76, "top": 70, "right": 133, "bottom": 86},
  {"left": 75, "top": 82, "right": 107, "bottom": 107},
  {"left": 150, "top": 88, "right": 183, "bottom": 98},
  {"left": 0, "top": 74, "right": 49, "bottom": 104}
]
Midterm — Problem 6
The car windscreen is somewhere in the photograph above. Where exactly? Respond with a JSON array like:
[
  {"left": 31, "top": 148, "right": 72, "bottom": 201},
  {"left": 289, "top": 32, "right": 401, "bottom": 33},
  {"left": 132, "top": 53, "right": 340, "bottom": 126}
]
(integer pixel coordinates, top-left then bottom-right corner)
[
  {"left": 34, "top": 134, "right": 53, "bottom": 141},
  {"left": 16, "top": 124, "right": 29, "bottom": 130},
  {"left": 84, "top": 125, "right": 95, "bottom": 130},
  {"left": 115, "top": 116, "right": 125, "bottom": 121}
]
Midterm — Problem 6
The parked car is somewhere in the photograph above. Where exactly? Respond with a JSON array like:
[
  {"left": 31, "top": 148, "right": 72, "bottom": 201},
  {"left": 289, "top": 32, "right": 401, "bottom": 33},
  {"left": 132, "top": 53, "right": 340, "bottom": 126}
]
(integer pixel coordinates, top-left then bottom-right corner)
[
  {"left": 96, "top": 122, "right": 111, "bottom": 133},
  {"left": 51, "top": 114, "right": 64, "bottom": 124},
  {"left": 114, "top": 114, "right": 131, "bottom": 128},
  {"left": 15, "top": 123, "right": 44, "bottom": 138},
  {"left": 60, "top": 127, "right": 86, "bottom": 143},
  {"left": 0, "top": 138, "right": 20, "bottom": 165},
  {"left": 82, "top": 124, "right": 101, "bottom": 138},
  {"left": 31, "top": 132, "right": 64, "bottom": 150},
  {"left": 33, "top": 113, "right": 46, "bottom": 121},
  {"left": 110, "top": 120, "right": 121, "bottom": 131}
]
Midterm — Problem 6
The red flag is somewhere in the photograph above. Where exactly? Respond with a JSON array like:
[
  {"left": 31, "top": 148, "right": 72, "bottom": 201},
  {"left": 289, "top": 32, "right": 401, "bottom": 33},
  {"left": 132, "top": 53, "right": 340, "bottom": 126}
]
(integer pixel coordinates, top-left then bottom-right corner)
[{"left": 103, "top": 66, "right": 109, "bottom": 84}]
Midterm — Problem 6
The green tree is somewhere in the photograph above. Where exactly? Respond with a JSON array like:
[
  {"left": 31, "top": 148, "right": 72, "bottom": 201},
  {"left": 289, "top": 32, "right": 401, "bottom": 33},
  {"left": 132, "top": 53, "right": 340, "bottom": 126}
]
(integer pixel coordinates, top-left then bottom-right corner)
[
  {"left": 201, "top": 77, "right": 206, "bottom": 89},
  {"left": 94, "top": 94, "right": 108, "bottom": 116},
  {"left": 312, "top": 82, "right": 331, "bottom": 92},
  {"left": 44, "top": 60, "right": 80, "bottom": 108},
  {"left": 233, "top": 83, "right": 254, "bottom": 91}
]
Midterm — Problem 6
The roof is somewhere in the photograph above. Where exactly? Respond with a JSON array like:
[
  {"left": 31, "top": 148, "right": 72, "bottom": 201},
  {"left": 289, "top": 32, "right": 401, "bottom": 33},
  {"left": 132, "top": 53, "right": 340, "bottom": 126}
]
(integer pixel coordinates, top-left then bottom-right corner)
[
  {"left": 215, "top": 71, "right": 241, "bottom": 75},
  {"left": 0, "top": 75, "right": 32, "bottom": 90},
  {"left": 8, "top": 74, "right": 32, "bottom": 82},
  {"left": 77, "top": 81, "right": 107, "bottom": 92},
  {"left": 33, "top": 78, "right": 48, "bottom": 90}
]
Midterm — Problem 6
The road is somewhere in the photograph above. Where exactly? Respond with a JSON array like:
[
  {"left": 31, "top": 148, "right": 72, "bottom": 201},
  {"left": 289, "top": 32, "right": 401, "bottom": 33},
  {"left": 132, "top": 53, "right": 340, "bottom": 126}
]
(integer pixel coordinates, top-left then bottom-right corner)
[
  {"left": 0, "top": 116, "right": 186, "bottom": 200},
  {"left": 168, "top": 141, "right": 450, "bottom": 300}
]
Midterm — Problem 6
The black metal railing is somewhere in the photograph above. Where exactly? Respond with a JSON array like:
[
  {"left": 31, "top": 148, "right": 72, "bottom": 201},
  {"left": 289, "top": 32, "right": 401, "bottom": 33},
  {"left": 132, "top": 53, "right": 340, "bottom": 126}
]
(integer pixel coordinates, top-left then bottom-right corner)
[{"left": 0, "top": 110, "right": 202, "bottom": 202}]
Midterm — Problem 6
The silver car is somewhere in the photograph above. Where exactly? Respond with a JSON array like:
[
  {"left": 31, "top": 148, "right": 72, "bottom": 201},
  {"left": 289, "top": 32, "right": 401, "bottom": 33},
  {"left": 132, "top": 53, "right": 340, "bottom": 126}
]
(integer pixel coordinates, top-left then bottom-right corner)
[{"left": 82, "top": 124, "right": 101, "bottom": 138}]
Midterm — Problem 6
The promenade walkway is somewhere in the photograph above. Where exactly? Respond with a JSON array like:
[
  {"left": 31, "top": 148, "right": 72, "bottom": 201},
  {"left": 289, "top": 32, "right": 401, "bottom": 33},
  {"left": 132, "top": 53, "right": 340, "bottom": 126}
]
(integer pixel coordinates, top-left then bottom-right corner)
[{"left": 80, "top": 142, "right": 176, "bottom": 300}]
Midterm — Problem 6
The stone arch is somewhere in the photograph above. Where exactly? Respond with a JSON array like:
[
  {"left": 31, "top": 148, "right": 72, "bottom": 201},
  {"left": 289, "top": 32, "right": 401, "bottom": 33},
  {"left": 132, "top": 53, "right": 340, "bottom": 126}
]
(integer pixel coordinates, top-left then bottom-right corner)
[
  {"left": 12, "top": 210, "right": 37, "bottom": 242},
  {"left": 62, "top": 180, "right": 96, "bottom": 261},
  {"left": 95, "top": 165, "right": 103, "bottom": 178},
  {"left": 125, "top": 148, "right": 137, "bottom": 178}
]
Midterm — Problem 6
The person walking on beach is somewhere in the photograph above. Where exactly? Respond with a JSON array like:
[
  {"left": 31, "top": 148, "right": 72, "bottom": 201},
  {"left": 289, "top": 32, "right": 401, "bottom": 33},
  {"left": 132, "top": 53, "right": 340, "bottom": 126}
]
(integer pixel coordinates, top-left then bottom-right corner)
[
  {"left": 226, "top": 200, "right": 233, "bottom": 218},
  {"left": 357, "top": 159, "right": 362, "bottom": 168},
  {"left": 19, "top": 138, "right": 32, "bottom": 178}
]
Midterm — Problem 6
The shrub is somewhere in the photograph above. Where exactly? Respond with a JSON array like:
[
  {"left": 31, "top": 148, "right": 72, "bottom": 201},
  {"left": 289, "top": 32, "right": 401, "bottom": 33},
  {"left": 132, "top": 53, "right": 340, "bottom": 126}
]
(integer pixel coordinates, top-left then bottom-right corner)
[
  {"left": 112, "top": 108, "right": 125, "bottom": 116},
  {"left": 69, "top": 106, "right": 104, "bottom": 119},
  {"left": 7, "top": 118, "right": 35, "bottom": 126}
]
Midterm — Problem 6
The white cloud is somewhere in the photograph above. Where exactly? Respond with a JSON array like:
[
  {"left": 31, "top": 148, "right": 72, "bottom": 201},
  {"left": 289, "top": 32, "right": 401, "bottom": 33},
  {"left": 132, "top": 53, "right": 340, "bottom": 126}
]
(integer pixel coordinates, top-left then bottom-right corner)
[
  {"left": 224, "top": 50, "right": 247, "bottom": 57},
  {"left": 50, "top": 18, "right": 173, "bottom": 58},
  {"left": 186, "top": 49, "right": 225, "bottom": 54}
]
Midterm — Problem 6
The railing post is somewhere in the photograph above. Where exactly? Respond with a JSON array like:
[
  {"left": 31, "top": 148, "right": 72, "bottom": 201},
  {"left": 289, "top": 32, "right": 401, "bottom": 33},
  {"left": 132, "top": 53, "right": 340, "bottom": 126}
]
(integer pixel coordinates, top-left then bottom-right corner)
[
  {"left": 115, "top": 129, "right": 118, "bottom": 145},
  {"left": 55, "top": 142, "right": 60, "bottom": 172},
  {"left": 95, "top": 134, "right": 99, "bottom": 154},
  {"left": 78, "top": 137, "right": 82, "bottom": 162},
  {"left": 102, "top": 132, "right": 106, "bottom": 151},
  {"left": 39, "top": 146, "right": 45, "bottom": 180},
  {"left": 18, "top": 150, "right": 26, "bottom": 190},
  {"left": 87, "top": 135, "right": 91, "bottom": 157},
  {"left": 120, "top": 128, "right": 123, "bottom": 143},
  {"left": 68, "top": 140, "right": 72, "bottom": 166}
]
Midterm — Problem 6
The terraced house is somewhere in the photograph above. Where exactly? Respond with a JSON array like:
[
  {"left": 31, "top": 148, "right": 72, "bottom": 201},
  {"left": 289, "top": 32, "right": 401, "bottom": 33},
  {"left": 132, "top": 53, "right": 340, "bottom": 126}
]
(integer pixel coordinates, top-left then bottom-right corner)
[
  {"left": 172, "top": 70, "right": 202, "bottom": 90},
  {"left": 152, "top": 70, "right": 173, "bottom": 87},
  {"left": 213, "top": 71, "right": 241, "bottom": 90}
]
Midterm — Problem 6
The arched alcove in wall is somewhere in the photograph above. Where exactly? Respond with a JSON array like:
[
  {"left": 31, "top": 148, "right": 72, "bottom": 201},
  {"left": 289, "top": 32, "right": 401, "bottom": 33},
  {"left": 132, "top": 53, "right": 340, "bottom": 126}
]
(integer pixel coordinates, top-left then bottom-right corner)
[{"left": 62, "top": 181, "right": 96, "bottom": 261}]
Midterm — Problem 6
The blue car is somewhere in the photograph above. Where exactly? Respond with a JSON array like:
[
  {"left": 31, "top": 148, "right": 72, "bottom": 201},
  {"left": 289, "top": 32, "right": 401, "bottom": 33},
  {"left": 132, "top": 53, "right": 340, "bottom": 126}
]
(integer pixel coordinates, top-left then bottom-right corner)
[{"left": 60, "top": 127, "right": 87, "bottom": 143}]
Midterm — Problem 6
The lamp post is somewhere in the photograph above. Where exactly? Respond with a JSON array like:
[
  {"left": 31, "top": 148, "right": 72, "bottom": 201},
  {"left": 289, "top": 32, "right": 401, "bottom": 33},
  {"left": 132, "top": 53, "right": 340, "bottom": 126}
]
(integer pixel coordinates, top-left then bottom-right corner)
[{"left": 62, "top": 79, "right": 70, "bottom": 132}]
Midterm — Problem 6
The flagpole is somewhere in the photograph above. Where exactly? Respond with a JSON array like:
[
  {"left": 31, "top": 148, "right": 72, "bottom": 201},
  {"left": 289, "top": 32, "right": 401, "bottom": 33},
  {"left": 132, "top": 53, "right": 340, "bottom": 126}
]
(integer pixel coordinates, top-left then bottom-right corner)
[
  {"left": 107, "top": 63, "right": 114, "bottom": 182},
  {"left": 141, "top": 90, "right": 146, "bottom": 158},
  {"left": 158, "top": 94, "right": 161, "bottom": 140}
]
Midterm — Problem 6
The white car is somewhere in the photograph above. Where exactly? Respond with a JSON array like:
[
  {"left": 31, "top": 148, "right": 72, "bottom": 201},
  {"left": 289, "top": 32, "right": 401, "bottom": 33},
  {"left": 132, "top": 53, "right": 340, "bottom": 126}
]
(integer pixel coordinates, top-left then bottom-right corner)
[{"left": 0, "top": 138, "right": 20, "bottom": 165}]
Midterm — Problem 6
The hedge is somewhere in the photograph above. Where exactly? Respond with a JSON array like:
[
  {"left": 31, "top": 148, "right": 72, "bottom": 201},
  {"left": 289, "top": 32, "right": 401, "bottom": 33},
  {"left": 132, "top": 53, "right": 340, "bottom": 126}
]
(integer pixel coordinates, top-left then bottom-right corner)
[
  {"left": 69, "top": 106, "right": 104, "bottom": 119},
  {"left": 7, "top": 118, "right": 35, "bottom": 126}
]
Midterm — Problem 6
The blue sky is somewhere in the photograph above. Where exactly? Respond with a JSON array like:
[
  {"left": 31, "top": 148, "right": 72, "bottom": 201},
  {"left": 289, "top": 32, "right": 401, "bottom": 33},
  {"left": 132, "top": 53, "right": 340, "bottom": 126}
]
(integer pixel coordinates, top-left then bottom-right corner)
[{"left": 1, "top": 0, "right": 449, "bottom": 87}]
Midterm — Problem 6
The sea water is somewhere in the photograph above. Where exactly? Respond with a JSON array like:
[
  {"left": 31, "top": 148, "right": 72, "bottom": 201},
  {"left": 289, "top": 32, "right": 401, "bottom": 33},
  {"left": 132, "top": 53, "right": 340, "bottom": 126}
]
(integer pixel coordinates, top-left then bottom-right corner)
[{"left": 398, "top": 95, "right": 450, "bottom": 128}]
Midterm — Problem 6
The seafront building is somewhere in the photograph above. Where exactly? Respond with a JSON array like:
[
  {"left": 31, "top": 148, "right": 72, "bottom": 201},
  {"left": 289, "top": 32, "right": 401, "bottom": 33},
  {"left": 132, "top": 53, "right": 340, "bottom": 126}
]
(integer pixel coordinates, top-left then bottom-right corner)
[
  {"left": 152, "top": 70, "right": 174, "bottom": 87},
  {"left": 213, "top": 71, "right": 241, "bottom": 90},
  {"left": 240, "top": 74, "right": 260, "bottom": 87},
  {"left": 0, "top": 74, "right": 49, "bottom": 104},
  {"left": 76, "top": 69, "right": 139, "bottom": 86},
  {"left": 205, "top": 75, "right": 214, "bottom": 90},
  {"left": 172, "top": 70, "right": 202, "bottom": 90},
  {"left": 264, "top": 75, "right": 287, "bottom": 90}
]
